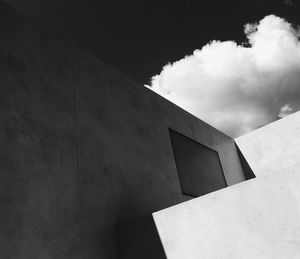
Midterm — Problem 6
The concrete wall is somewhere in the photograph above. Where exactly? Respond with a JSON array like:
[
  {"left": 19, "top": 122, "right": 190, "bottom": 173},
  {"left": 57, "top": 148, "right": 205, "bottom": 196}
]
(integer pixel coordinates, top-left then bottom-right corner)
[
  {"left": 153, "top": 170, "right": 300, "bottom": 259},
  {"left": 0, "top": 2, "right": 247, "bottom": 258},
  {"left": 235, "top": 111, "right": 300, "bottom": 177}
]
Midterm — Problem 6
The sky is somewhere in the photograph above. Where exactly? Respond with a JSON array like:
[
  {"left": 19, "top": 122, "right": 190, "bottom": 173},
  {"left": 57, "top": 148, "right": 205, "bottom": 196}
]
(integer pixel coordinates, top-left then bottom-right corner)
[
  {"left": 5, "top": 0, "right": 300, "bottom": 136},
  {"left": 142, "top": 0, "right": 300, "bottom": 137},
  {"left": 6, "top": 0, "right": 300, "bottom": 83},
  {"left": 148, "top": 14, "right": 300, "bottom": 137}
]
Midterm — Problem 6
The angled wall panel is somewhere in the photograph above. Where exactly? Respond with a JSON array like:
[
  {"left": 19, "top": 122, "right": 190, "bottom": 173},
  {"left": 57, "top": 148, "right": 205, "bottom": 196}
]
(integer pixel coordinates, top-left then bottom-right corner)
[
  {"left": 235, "top": 112, "right": 300, "bottom": 177},
  {"left": 153, "top": 170, "right": 300, "bottom": 259}
]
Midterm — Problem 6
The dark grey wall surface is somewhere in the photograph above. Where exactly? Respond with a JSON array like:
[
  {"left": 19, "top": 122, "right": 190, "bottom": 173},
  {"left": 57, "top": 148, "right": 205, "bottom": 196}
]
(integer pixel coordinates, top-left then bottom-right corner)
[{"left": 0, "top": 2, "right": 247, "bottom": 258}]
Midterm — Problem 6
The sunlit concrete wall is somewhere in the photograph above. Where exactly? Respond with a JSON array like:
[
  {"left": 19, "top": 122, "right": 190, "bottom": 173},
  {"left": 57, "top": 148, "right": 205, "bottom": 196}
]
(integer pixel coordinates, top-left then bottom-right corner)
[
  {"left": 153, "top": 113, "right": 300, "bottom": 258},
  {"left": 153, "top": 170, "right": 300, "bottom": 259},
  {"left": 235, "top": 111, "right": 300, "bottom": 177},
  {"left": 0, "top": 2, "right": 248, "bottom": 258}
]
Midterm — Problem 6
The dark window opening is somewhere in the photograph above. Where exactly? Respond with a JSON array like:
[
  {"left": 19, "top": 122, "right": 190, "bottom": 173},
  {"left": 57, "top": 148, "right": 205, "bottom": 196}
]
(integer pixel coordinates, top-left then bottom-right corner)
[{"left": 169, "top": 128, "right": 227, "bottom": 197}]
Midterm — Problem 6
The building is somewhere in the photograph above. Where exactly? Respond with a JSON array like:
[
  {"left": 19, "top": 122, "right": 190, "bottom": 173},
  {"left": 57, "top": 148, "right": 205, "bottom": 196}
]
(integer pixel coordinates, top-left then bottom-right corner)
[{"left": 0, "top": 1, "right": 299, "bottom": 258}]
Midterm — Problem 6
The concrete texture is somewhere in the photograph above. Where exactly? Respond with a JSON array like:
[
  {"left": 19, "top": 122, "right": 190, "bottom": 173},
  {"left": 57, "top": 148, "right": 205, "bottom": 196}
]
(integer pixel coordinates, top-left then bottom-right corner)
[
  {"left": 235, "top": 111, "right": 300, "bottom": 177},
  {"left": 153, "top": 170, "right": 300, "bottom": 259},
  {"left": 0, "top": 2, "right": 248, "bottom": 258}
]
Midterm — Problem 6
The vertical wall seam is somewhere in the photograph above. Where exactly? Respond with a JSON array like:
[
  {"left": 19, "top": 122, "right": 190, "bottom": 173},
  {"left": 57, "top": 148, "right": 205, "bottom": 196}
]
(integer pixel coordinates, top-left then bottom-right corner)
[{"left": 71, "top": 46, "right": 80, "bottom": 176}]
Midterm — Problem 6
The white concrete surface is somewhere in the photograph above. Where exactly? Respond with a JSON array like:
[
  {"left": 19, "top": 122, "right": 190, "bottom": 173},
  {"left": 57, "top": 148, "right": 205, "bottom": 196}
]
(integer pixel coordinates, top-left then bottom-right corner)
[
  {"left": 235, "top": 111, "right": 300, "bottom": 177},
  {"left": 153, "top": 170, "right": 300, "bottom": 259}
]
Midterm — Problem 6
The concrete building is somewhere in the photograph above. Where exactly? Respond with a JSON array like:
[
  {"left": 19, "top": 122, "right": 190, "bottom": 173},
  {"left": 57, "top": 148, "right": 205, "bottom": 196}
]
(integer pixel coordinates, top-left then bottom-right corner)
[
  {"left": 154, "top": 111, "right": 300, "bottom": 259},
  {"left": 0, "top": 1, "right": 299, "bottom": 258}
]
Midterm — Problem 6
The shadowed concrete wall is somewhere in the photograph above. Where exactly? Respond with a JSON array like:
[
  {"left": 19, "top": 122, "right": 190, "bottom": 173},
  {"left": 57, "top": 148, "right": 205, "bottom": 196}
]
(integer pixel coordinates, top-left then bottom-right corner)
[
  {"left": 235, "top": 111, "right": 300, "bottom": 177},
  {"left": 153, "top": 170, "right": 300, "bottom": 259},
  {"left": 0, "top": 2, "right": 247, "bottom": 258}
]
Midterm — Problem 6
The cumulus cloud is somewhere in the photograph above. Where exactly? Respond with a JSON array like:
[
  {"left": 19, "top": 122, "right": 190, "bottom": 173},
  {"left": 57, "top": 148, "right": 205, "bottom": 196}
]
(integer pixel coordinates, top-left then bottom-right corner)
[{"left": 147, "top": 15, "right": 300, "bottom": 137}]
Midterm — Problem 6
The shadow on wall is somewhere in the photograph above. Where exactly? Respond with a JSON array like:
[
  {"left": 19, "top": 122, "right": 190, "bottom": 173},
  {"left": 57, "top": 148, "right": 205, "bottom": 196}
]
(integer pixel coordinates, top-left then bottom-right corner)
[
  {"left": 235, "top": 144, "right": 256, "bottom": 180},
  {"left": 117, "top": 215, "right": 167, "bottom": 259}
]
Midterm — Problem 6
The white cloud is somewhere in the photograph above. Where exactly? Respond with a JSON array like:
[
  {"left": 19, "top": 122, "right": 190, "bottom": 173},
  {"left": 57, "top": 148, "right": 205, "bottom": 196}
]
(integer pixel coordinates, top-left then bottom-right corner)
[
  {"left": 278, "top": 103, "right": 294, "bottom": 118},
  {"left": 148, "top": 15, "right": 300, "bottom": 137}
]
